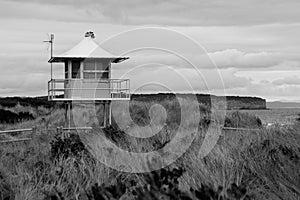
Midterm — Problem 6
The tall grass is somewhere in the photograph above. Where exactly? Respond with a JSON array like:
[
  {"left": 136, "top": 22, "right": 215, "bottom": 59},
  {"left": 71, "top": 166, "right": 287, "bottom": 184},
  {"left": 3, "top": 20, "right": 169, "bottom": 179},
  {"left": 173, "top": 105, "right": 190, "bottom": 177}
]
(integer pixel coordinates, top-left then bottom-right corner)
[{"left": 0, "top": 98, "right": 299, "bottom": 199}]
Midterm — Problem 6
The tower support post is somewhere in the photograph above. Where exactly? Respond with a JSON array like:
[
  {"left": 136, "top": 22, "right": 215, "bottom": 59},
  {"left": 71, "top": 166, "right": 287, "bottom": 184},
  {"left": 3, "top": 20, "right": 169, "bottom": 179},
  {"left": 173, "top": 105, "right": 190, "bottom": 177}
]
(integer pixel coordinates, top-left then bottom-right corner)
[
  {"left": 108, "top": 101, "right": 112, "bottom": 126},
  {"left": 65, "top": 102, "right": 72, "bottom": 128},
  {"left": 103, "top": 102, "right": 107, "bottom": 127}
]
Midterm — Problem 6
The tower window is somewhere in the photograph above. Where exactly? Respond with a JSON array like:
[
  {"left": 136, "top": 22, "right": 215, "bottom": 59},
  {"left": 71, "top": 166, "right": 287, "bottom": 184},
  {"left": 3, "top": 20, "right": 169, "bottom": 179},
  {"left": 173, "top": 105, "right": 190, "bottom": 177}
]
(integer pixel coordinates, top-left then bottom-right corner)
[{"left": 83, "top": 60, "right": 109, "bottom": 79}]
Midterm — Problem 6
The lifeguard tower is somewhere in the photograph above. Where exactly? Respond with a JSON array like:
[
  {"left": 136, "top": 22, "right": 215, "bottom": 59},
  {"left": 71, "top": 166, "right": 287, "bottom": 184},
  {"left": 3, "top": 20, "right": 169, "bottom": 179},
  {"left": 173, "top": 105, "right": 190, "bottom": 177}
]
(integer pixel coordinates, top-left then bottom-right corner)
[{"left": 47, "top": 31, "right": 130, "bottom": 127}]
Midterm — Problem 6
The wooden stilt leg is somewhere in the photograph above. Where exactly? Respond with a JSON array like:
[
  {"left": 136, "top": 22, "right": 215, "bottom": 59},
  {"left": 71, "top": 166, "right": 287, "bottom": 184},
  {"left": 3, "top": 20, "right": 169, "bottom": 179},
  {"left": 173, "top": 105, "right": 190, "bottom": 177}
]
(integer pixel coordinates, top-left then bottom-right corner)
[
  {"left": 65, "top": 102, "right": 71, "bottom": 128},
  {"left": 68, "top": 103, "right": 71, "bottom": 128},
  {"left": 103, "top": 102, "right": 107, "bottom": 127},
  {"left": 109, "top": 101, "right": 112, "bottom": 126},
  {"left": 65, "top": 103, "right": 68, "bottom": 128}
]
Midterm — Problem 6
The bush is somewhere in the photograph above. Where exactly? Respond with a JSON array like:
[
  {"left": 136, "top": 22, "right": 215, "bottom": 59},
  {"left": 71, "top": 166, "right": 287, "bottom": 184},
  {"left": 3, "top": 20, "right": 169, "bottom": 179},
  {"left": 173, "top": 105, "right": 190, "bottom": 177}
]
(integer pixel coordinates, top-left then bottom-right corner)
[
  {"left": 0, "top": 97, "right": 55, "bottom": 108},
  {"left": 50, "top": 132, "right": 89, "bottom": 160},
  {"left": 297, "top": 113, "right": 300, "bottom": 122},
  {"left": 88, "top": 167, "right": 250, "bottom": 200},
  {"left": 0, "top": 171, "right": 14, "bottom": 200},
  {"left": 225, "top": 111, "right": 262, "bottom": 128},
  {"left": 0, "top": 109, "right": 34, "bottom": 124}
]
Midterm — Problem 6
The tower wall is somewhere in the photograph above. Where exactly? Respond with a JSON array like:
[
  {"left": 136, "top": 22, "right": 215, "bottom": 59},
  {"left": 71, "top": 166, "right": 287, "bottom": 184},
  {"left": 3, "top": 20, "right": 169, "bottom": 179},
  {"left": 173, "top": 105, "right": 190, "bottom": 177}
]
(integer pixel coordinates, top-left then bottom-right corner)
[{"left": 64, "top": 80, "right": 110, "bottom": 99}]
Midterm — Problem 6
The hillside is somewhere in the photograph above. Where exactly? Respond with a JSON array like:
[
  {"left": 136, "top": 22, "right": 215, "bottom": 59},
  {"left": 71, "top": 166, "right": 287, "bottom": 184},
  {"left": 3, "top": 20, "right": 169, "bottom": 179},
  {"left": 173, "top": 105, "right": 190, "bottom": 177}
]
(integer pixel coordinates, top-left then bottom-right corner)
[
  {"left": 0, "top": 94, "right": 267, "bottom": 111},
  {"left": 132, "top": 93, "right": 266, "bottom": 110},
  {"left": 0, "top": 96, "right": 55, "bottom": 108}
]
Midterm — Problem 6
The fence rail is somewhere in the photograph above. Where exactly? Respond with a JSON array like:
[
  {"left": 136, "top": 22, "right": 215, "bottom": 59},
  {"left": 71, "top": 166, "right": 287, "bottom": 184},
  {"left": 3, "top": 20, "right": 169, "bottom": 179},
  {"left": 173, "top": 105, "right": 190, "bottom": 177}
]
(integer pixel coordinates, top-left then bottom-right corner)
[
  {"left": 0, "top": 138, "right": 32, "bottom": 143},
  {"left": 221, "top": 127, "right": 261, "bottom": 131},
  {"left": 0, "top": 128, "right": 33, "bottom": 135},
  {"left": 0, "top": 126, "right": 261, "bottom": 144},
  {"left": 57, "top": 126, "right": 261, "bottom": 132},
  {"left": 0, "top": 128, "right": 33, "bottom": 143},
  {"left": 61, "top": 127, "right": 93, "bottom": 131}
]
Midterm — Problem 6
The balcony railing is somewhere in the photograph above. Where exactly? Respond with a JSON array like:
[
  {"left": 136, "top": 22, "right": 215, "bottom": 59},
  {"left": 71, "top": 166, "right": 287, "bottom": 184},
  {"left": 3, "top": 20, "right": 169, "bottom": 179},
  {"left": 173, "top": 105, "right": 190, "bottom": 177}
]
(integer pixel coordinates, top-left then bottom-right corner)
[{"left": 48, "top": 79, "right": 130, "bottom": 101}]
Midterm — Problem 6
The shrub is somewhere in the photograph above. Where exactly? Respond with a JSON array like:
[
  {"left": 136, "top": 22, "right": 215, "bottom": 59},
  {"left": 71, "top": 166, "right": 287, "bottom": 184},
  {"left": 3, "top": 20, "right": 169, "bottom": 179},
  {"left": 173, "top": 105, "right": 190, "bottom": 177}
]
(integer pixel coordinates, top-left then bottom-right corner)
[
  {"left": 88, "top": 167, "right": 250, "bottom": 200},
  {"left": 50, "top": 132, "right": 89, "bottom": 160},
  {"left": 225, "top": 111, "right": 262, "bottom": 128},
  {"left": 297, "top": 113, "right": 300, "bottom": 122},
  {"left": 0, "top": 109, "right": 34, "bottom": 124}
]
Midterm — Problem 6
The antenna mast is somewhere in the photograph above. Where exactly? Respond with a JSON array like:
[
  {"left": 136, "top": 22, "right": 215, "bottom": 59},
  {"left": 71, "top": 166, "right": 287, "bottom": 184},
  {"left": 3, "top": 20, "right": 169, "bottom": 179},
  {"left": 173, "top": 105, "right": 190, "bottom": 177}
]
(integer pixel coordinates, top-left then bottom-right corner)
[{"left": 44, "top": 34, "right": 54, "bottom": 80}]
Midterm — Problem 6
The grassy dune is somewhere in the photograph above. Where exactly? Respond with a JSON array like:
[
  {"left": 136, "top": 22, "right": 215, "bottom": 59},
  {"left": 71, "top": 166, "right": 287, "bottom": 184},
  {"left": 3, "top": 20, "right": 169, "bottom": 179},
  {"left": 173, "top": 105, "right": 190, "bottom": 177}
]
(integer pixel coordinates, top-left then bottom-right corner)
[{"left": 0, "top": 98, "right": 299, "bottom": 200}]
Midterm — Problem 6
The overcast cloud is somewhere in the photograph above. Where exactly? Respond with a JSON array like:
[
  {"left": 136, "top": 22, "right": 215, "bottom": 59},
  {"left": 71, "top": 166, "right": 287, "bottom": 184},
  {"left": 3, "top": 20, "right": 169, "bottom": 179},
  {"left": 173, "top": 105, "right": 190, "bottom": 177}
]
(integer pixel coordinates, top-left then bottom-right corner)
[
  {"left": 0, "top": 0, "right": 299, "bottom": 101},
  {"left": 2, "top": 0, "right": 300, "bottom": 25}
]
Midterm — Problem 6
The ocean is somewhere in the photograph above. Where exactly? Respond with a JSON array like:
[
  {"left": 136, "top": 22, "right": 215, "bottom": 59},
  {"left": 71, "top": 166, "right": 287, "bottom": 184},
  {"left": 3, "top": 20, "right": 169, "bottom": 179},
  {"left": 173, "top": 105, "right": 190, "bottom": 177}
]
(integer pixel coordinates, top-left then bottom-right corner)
[{"left": 228, "top": 108, "right": 300, "bottom": 125}]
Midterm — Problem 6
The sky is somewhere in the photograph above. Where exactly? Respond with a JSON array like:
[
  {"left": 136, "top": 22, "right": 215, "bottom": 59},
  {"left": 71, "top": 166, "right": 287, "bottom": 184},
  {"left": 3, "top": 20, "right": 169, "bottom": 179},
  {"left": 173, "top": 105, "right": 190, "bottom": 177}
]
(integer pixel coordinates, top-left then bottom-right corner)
[{"left": 0, "top": 0, "right": 300, "bottom": 102}]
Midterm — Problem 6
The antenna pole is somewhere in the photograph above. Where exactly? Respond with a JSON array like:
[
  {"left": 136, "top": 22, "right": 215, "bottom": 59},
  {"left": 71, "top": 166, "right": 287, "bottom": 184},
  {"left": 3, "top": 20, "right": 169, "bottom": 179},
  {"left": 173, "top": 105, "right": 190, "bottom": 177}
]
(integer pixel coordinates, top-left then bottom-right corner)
[
  {"left": 44, "top": 34, "right": 54, "bottom": 80},
  {"left": 50, "top": 34, "right": 54, "bottom": 80}
]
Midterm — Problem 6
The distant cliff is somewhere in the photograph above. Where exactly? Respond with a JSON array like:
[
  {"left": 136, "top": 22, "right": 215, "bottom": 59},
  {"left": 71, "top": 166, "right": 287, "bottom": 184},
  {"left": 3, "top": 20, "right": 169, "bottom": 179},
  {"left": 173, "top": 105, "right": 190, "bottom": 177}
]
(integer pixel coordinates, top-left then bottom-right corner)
[
  {"left": 225, "top": 96, "right": 266, "bottom": 110},
  {"left": 131, "top": 93, "right": 266, "bottom": 110}
]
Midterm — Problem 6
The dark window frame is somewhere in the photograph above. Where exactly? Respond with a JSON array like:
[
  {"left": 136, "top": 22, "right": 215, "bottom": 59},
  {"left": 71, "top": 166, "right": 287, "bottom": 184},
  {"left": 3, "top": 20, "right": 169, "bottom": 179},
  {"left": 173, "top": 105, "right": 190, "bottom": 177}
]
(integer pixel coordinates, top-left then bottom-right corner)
[{"left": 71, "top": 61, "right": 81, "bottom": 79}]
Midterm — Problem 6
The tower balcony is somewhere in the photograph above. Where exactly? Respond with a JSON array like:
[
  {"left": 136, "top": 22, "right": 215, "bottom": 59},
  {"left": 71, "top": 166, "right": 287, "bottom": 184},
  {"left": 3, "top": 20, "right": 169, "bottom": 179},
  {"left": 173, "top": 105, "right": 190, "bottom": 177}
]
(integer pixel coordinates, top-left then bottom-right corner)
[{"left": 48, "top": 79, "right": 130, "bottom": 101}]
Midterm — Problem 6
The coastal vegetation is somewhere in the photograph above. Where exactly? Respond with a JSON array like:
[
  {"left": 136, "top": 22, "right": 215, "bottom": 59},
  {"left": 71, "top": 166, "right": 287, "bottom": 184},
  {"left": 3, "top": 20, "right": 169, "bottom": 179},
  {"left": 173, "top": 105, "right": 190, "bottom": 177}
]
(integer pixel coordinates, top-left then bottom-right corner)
[{"left": 0, "top": 96, "right": 298, "bottom": 200}]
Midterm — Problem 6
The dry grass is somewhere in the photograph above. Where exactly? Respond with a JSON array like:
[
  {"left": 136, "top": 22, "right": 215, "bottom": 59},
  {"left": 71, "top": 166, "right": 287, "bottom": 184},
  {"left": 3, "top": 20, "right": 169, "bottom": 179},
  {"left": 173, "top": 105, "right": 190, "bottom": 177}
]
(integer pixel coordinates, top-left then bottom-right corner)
[{"left": 0, "top": 98, "right": 299, "bottom": 199}]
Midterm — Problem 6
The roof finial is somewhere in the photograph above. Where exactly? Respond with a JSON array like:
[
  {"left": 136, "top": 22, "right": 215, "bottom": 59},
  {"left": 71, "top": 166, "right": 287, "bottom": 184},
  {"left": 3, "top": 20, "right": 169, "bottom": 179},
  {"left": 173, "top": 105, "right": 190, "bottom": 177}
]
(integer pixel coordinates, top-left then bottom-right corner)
[{"left": 85, "top": 31, "right": 95, "bottom": 39}]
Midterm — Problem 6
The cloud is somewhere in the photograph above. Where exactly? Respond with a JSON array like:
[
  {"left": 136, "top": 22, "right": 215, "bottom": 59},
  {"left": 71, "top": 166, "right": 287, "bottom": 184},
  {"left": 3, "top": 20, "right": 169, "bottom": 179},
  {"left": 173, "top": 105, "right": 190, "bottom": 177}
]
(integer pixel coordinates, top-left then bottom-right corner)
[
  {"left": 2, "top": 0, "right": 300, "bottom": 26},
  {"left": 113, "top": 62, "right": 251, "bottom": 94},
  {"left": 213, "top": 80, "right": 300, "bottom": 102},
  {"left": 0, "top": 73, "right": 48, "bottom": 96},
  {"left": 111, "top": 48, "right": 290, "bottom": 71},
  {"left": 247, "top": 83, "right": 300, "bottom": 100},
  {"left": 272, "top": 76, "right": 300, "bottom": 86},
  {"left": 208, "top": 49, "right": 283, "bottom": 69},
  {"left": 0, "top": 8, "right": 299, "bottom": 101}
]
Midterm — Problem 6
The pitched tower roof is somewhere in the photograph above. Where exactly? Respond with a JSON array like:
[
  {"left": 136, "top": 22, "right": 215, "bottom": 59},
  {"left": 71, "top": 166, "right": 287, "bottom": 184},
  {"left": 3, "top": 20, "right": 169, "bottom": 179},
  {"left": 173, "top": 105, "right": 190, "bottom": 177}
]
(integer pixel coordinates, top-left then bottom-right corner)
[{"left": 49, "top": 32, "right": 129, "bottom": 63}]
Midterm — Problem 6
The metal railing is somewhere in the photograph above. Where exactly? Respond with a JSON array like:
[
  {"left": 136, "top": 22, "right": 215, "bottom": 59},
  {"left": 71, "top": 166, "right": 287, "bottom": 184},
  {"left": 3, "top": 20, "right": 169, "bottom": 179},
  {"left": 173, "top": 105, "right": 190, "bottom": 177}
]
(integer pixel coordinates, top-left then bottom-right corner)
[{"left": 48, "top": 78, "right": 130, "bottom": 101}]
